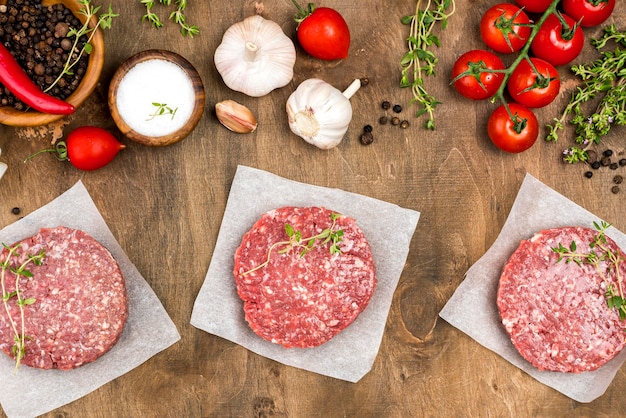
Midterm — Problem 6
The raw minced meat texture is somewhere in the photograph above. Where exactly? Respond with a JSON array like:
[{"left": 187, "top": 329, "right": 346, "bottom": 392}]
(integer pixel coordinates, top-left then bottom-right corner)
[
  {"left": 0, "top": 226, "right": 128, "bottom": 370},
  {"left": 497, "top": 226, "right": 626, "bottom": 373},
  {"left": 233, "top": 207, "right": 377, "bottom": 348}
]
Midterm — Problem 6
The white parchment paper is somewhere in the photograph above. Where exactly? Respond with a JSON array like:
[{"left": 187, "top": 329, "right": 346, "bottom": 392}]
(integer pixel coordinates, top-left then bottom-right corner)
[
  {"left": 191, "top": 165, "right": 420, "bottom": 382},
  {"left": 0, "top": 181, "right": 181, "bottom": 418},
  {"left": 439, "top": 173, "right": 626, "bottom": 403}
]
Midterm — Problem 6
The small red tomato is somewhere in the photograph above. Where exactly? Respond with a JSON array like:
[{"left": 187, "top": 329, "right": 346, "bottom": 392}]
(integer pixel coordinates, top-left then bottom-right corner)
[
  {"left": 66, "top": 126, "right": 125, "bottom": 171},
  {"left": 293, "top": 3, "right": 350, "bottom": 60},
  {"left": 531, "top": 13, "right": 584, "bottom": 66},
  {"left": 562, "top": 0, "right": 615, "bottom": 27},
  {"left": 451, "top": 50, "right": 506, "bottom": 100},
  {"left": 507, "top": 58, "right": 560, "bottom": 108},
  {"left": 514, "top": 0, "right": 553, "bottom": 13},
  {"left": 480, "top": 4, "right": 532, "bottom": 54},
  {"left": 487, "top": 103, "right": 538, "bottom": 153}
]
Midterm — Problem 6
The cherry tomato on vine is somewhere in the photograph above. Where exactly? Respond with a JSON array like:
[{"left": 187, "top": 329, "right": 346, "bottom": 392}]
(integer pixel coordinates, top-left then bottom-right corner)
[
  {"left": 292, "top": 2, "right": 350, "bottom": 60},
  {"left": 507, "top": 58, "right": 560, "bottom": 108},
  {"left": 480, "top": 4, "right": 532, "bottom": 54},
  {"left": 487, "top": 104, "right": 538, "bottom": 153},
  {"left": 562, "top": 0, "right": 615, "bottom": 27},
  {"left": 66, "top": 126, "right": 126, "bottom": 171},
  {"left": 530, "top": 13, "right": 584, "bottom": 66},
  {"left": 451, "top": 50, "right": 505, "bottom": 100},
  {"left": 514, "top": 0, "right": 553, "bottom": 13}
]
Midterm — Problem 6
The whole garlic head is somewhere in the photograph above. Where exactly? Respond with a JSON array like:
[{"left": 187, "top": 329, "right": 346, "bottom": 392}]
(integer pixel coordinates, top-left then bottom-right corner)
[
  {"left": 214, "top": 15, "right": 296, "bottom": 97},
  {"left": 286, "top": 78, "right": 361, "bottom": 150}
]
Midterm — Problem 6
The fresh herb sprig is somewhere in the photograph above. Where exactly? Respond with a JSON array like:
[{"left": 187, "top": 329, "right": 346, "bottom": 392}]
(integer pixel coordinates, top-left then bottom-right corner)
[
  {"left": 240, "top": 212, "right": 344, "bottom": 276},
  {"left": 0, "top": 244, "right": 45, "bottom": 372},
  {"left": 44, "top": 0, "right": 118, "bottom": 93},
  {"left": 140, "top": 0, "right": 199, "bottom": 38},
  {"left": 547, "top": 25, "right": 626, "bottom": 163},
  {"left": 552, "top": 221, "right": 626, "bottom": 320},
  {"left": 147, "top": 102, "right": 178, "bottom": 121},
  {"left": 400, "top": 0, "right": 455, "bottom": 130}
]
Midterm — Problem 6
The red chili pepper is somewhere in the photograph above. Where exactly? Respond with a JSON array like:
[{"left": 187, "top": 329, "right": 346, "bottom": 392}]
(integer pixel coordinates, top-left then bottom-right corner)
[{"left": 0, "top": 43, "right": 75, "bottom": 115}]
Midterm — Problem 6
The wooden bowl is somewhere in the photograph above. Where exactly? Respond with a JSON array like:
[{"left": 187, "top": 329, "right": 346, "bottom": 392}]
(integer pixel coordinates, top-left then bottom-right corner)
[
  {"left": 0, "top": 0, "right": 105, "bottom": 127},
  {"left": 108, "top": 50, "right": 205, "bottom": 147}
]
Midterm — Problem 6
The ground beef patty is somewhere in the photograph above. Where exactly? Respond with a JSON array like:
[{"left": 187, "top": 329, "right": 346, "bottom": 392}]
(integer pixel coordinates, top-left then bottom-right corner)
[
  {"left": 234, "top": 207, "right": 377, "bottom": 348},
  {"left": 0, "top": 226, "right": 128, "bottom": 370},
  {"left": 497, "top": 226, "right": 626, "bottom": 373}
]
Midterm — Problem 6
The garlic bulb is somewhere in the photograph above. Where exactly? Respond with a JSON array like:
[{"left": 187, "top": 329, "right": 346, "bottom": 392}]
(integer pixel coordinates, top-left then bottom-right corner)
[
  {"left": 286, "top": 78, "right": 361, "bottom": 150},
  {"left": 214, "top": 15, "right": 296, "bottom": 97}
]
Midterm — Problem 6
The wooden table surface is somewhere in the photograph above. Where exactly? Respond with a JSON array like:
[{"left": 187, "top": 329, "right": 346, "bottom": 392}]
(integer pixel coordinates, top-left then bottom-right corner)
[{"left": 1, "top": 0, "right": 625, "bottom": 416}]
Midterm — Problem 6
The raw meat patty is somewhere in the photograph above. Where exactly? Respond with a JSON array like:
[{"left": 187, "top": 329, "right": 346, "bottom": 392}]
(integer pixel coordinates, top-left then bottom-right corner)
[
  {"left": 497, "top": 226, "right": 626, "bottom": 373},
  {"left": 234, "top": 207, "right": 377, "bottom": 348},
  {"left": 0, "top": 226, "right": 128, "bottom": 370}
]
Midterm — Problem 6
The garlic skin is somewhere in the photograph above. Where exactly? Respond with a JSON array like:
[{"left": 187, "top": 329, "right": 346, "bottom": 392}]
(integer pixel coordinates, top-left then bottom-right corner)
[
  {"left": 215, "top": 100, "right": 258, "bottom": 133},
  {"left": 286, "top": 78, "right": 361, "bottom": 150},
  {"left": 0, "top": 148, "right": 6, "bottom": 182},
  {"left": 214, "top": 15, "right": 296, "bottom": 97}
]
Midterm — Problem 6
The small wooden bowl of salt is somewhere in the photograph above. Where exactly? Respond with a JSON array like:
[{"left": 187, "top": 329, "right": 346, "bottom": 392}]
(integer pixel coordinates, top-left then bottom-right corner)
[{"left": 108, "top": 50, "right": 205, "bottom": 146}]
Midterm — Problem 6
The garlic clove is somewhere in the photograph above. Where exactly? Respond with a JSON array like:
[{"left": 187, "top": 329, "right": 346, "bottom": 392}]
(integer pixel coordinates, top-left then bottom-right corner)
[
  {"left": 215, "top": 100, "right": 258, "bottom": 133},
  {"left": 0, "top": 162, "right": 6, "bottom": 182}
]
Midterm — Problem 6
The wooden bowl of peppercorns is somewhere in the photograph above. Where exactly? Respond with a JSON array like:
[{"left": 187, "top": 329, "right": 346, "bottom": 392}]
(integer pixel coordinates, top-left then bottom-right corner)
[{"left": 0, "top": 0, "right": 105, "bottom": 127}]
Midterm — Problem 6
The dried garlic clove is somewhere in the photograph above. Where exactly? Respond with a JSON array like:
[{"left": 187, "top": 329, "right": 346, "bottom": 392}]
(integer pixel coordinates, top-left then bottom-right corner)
[{"left": 215, "top": 100, "right": 258, "bottom": 134}]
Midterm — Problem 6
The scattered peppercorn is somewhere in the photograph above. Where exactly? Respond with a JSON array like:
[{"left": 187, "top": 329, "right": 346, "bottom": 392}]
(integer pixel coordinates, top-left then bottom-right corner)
[
  {"left": 359, "top": 77, "right": 369, "bottom": 86},
  {"left": 363, "top": 124, "right": 373, "bottom": 133},
  {"left": 400, "top": 120, "right": 410, "bottom": 129},
  {"left": 379, "top": 116, "right": 388, "bottom": 125},
  {"left": 591, "top": 161, "right": 601, "bottom": 169},
  {"left": 604, "top": 149, "right": 614, "bottom": 157},
  {"left": 612, "top": 185, "right": 620, "bottom": 194},
  {"left": 614, "top": 175, "right": 623, "bottom": 184},
  {"left": 620, "top": 158, "right": 626, "bottom": 166},
  {"left": 610, "top": 162, "right": 619, "bottom": 170},
  {"left": 392, "top": 104, "right": 402, "bottom": 113},
  {"left": 381, "top": 101, "right": 391, "bottom": 110},
  {"left": 391, "top": 117, "right": 400, "bottom": 126},
  {"left": 584, "top": 171, "right": 593, "bottom": 179},
  {"left": 601, "top": 156, "right": 611, "bottom": 166},
  {"left": 359, "top": 131, "right": 374, "bottom": 145},
  {"left": 11, "top": 207, "right": 20, "bottom": 215}
]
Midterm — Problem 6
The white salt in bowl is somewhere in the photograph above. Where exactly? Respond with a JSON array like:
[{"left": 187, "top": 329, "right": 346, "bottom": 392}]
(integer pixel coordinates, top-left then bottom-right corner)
[{"left": 108, "top": 50, "right": 205, "bottom": 146}]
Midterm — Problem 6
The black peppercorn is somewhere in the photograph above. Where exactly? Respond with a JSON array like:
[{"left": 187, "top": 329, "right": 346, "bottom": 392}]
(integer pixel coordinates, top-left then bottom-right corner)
[
  {"left": 392, "top": 104, "right": 402, "bottom": 113},
  {"left": 391, "top": 117, "right": 400, "bottom": 126},
  {"left": 359, "top": 131, "right": 374, "bottom": 145},
  {"left": 11, "top": 207, "right": 20, "bottom": 215},
  {"left": 359, "top": 77, "right": 369, "bottom": 86},
  {"left": 591, "top": 161, "right": 601, "bottom": 169},
  {"left": 604, "top": 149, "right": 614, "bottom": 157},
  {"left": 364, "top": 124, "right": 373, "bottom": 133},
  {"left": 601, "top": 156, "right": 611, "bottom": 166},
  {"left": 610, "top": 162, "right": 619, "bottom": 170},
  {"left": 614, "top": 175, "right": 623, "bottom": 184},
  {"left": 584, "top": 171, "right": 593, "bottom": 179},
  {"left": 400, "top": 120, "right": 410, "bottom": 129},
  {"left": 379, "top": 116, "right": 388, "bottom": 125},
  {"left": 381, "top": 101, "right": 391, "bottom": 110},
  {"left": 612, "top": 185, "right": 620, "bottom": 194},
  {"left": 620, "top": 159, "right": 626, "bottom": 166}
]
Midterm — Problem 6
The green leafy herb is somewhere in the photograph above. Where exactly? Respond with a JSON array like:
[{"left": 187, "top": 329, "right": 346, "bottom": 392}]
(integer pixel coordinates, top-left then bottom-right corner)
[
  {"left": 240, "top": 212, "right": 344, "bottom": 276},
  {"left": 140, "top": 0, "right": 199, "bottom": 38},
  {"left": 44, "top": 0, "right": 118, "bottom": 93},
  {"left": 147, "top": 102, "right": 178, "bottom": 121},
  {"left": 400, "top": 0, "right": 455, "bottom": 130},
  {"left": 552, "top": 221, "right": 626, "bottom": 320},
  {"left": 546, "top": 25, "right": 626, "bottom": 163},
  {"left": 0, "top": 243, "right": 45, "bottom": 372}
]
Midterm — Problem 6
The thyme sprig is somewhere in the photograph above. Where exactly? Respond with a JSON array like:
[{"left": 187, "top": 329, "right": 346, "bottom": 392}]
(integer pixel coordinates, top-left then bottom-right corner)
[
  {"left": 44, "top": 0, "right": 118, "bottom": 93},
  {"left": 552, "top": 221, "right": 626, "bottom": 320},
  {"left": 140, "top": 0, "right": 199, "bottom": 38},
  {"left": 240, "top": 213, "right": 344, "bottom": 276},
  {"left": 400, "top": 0, "right": 455, "bottom": 130},
  {"left": 0, "top": 244, "right": 45, "bottom": 372},
  {"left": 147, "top": 102, "right": 178, "bottom": 121},
  {"left": 547, "top": 25, "right": 626, "bottom": 163}
]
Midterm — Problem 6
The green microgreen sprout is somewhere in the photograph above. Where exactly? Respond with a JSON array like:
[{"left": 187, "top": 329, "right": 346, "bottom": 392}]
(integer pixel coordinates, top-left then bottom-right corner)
[
  {"left": 140, "top": 0, "right": 199, "bottom": 38},
  {"left": 546, "top": 24, "right": 626, "bottom": 163},
  {"left": 552, "top": 221, "right": 626, "bottom": 320},
  {"left": 240, "top": 212, "right": 344, "bottom": 276},
  {"left": 44, "top": 0, "right": 118, "bottom": 93},
  {"left": 1, "top": 243, "right": 45, "bottom": 372},
  {"left": 400, "top": 0, "right": 456, "bottom": 130},
  {"left": 147, "top": 102, "right": 178, "bottom": 121}
]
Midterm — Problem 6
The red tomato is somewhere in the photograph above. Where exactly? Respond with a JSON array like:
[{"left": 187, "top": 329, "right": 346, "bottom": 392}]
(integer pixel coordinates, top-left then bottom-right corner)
[
  {"left": 487, "top": 104, "right": 538, "bottom": 153},
  {"left": 480, "top": 4, "right": 532, "bottom": 54},
  {"left": 451, "top": 50, "right": 506, "bottom": 100},
  {"left": 562, "top": 0, "right": 615, "bottom": 27},
  {"left": 294, "top": 5, "right": 350, "bottom": 60},
  {"left": 514, "top": 0, "right": 553, "bottom": 13},
  {"left": 66, "top": 126, "right": 125, "bottom": 171},
  {"left": 507, "top": 58, "right": 560, "bottom": 108},
  {"left": 530, "top": 13, "right": 584, "bottom": 66}
]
